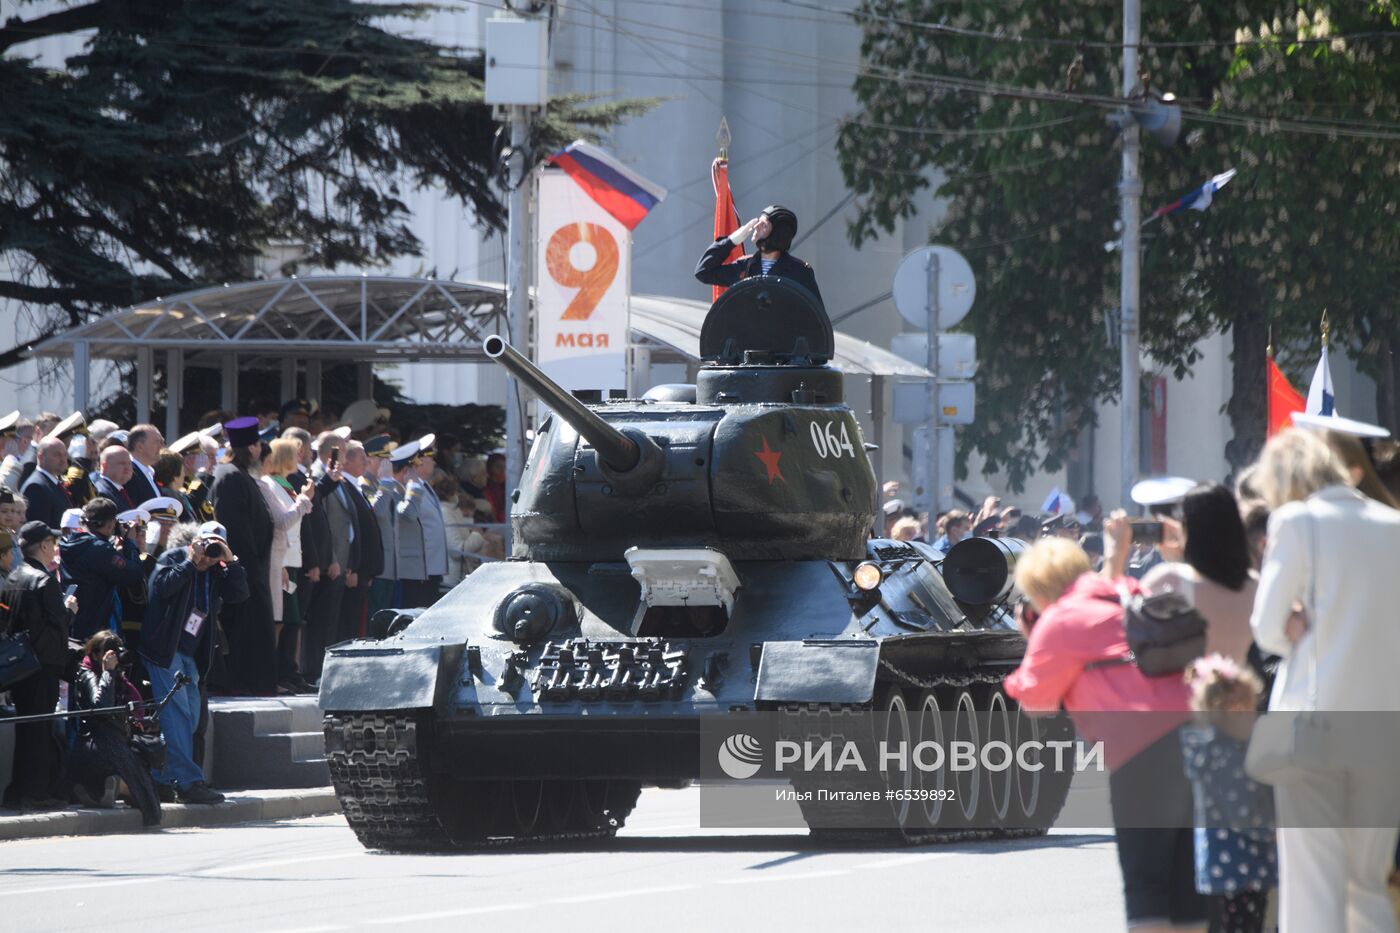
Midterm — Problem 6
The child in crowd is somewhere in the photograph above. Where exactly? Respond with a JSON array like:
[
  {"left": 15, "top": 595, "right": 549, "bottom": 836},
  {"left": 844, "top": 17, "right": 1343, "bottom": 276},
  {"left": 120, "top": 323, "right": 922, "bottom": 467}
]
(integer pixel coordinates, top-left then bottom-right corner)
[{"left": 1180, "top": 654, "right": 1277, "bottom": 933}]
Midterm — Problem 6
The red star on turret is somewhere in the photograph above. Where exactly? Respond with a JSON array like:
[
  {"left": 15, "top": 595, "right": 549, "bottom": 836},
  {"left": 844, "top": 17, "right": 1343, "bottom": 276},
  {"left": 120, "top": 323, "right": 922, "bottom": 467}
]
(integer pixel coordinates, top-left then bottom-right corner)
[{"left": 754, "top": 436, "right": 784, "bottom": 484}]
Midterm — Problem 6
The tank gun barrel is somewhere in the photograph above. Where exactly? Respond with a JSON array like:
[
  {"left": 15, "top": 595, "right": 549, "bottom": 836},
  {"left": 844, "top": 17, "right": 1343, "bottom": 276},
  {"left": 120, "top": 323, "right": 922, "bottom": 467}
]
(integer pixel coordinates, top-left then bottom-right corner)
[{"left": 484, "top": 335, "right": 640, "bottom": 472}]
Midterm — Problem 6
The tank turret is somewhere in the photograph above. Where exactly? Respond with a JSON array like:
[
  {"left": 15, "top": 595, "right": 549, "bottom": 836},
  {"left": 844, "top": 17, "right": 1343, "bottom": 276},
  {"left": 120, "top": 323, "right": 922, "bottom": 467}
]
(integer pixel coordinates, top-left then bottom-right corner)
[{"left": 487, "top": 277, "right": 876, "bottom": 562}]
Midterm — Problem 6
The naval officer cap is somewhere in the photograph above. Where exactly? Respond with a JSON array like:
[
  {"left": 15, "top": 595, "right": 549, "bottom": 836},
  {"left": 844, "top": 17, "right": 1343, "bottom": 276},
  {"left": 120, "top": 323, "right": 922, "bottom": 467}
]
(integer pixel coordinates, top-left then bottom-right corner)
[
  {"left": 1130, "top": 476, "right": 1197, "bottom": 507},
  {"left": 416, "top": 433, "right": 436, "bottom": 458},
  {"left": 0, "top": 410, "right": 21, "bottom": 437},
  {"left": 44, "top": 410, "right": 87, "bottom": 441},
  {"left": 139, "top": 496, "right": 184, "bottom": 522},
  {"left": 1290, "top": 411, "right": 1392, "bottom": 439},
  {"left": 389, "top": 440, "right": 421, "bottom": 468},
  {"left": 116, "top": 507, "right": 151, "bottom": 525},
  {"left": 364, "top": 434, "right": 397, "bottom": 459},
  {"left": 169, "top": 430, "right": 203, "bottom": 455}
]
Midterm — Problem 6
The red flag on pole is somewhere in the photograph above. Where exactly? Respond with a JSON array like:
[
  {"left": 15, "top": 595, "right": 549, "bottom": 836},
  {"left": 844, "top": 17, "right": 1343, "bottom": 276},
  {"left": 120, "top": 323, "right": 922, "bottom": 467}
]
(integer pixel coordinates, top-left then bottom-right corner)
[
  {"left": 711, "top": 157, "right": 743, "bottom": 302},
  {"left": 1267, "top": 356, "right": 1305, "bottom": 438}
]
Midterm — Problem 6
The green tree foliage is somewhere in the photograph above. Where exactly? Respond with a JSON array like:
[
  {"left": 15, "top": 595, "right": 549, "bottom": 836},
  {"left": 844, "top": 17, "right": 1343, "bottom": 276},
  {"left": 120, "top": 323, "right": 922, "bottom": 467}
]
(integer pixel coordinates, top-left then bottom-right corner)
[
  {"left": 0, "top": 0, "right": 648, "bottom": 363},
  {"left": 838, "top": 1, "right": 1400, "bottom": 488}
]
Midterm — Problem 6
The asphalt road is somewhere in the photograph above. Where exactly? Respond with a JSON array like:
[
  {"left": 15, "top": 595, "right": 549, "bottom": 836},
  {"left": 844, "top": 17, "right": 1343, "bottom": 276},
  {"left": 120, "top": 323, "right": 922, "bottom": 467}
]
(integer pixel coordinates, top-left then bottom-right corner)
[{"left": 0, "top": 788, "right": 1123, "bottom": 932}]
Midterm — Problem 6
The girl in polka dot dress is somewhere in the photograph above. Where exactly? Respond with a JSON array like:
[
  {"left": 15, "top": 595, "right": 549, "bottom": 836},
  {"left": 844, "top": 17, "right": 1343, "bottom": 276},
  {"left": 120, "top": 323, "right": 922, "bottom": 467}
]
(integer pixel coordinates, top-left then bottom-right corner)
[{"left": 1180, "top": 654, "right": 1278, "bottom": 933}]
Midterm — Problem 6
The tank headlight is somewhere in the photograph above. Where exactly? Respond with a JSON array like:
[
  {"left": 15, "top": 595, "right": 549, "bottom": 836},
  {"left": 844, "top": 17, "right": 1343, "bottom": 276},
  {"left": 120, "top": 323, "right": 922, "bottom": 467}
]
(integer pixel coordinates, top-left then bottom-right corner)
[{"left": 853, "top": 561, "right": 884, "bottom": 592}]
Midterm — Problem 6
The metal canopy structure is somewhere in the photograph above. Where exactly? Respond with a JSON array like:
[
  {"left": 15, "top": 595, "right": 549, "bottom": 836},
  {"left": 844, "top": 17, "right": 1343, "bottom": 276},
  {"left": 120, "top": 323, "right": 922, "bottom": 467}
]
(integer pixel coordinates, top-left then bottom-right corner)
[
  {"left": 29, "top": 275, "right": 509, "bottom": 441},
  {"left": 29, "top": 278, "right": 922, "bottom": 480},
  {"left": 30, "top": 275, "right": 507, "bottom": 365}
]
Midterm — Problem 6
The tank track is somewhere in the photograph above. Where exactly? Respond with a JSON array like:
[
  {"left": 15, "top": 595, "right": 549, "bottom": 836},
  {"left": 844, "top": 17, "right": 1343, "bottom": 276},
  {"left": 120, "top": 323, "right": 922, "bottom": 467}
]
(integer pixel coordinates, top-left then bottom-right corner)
[
  {"left": 785, "top": 666, "right": 1076, "bottom": 847},
  {"left": 324, "top": 712, "right": 640, "bottom": 852}
]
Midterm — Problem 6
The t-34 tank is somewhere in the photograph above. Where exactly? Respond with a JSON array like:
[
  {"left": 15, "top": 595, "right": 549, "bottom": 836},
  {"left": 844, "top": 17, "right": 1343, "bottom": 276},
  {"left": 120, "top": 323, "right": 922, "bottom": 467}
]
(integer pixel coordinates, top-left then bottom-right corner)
[{"left": 319, "top": 277, "right": 1072, "bottom": 850}]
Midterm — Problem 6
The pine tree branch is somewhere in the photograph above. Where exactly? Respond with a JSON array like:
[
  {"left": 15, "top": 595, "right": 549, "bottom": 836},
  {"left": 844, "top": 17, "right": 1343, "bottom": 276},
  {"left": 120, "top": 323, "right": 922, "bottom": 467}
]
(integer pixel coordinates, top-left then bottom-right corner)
[
  {"left": 0, "top": 2, "right": 108, "bottom": 54},
  {"left": 0, "top": 328, "right": 59, "bottom": 371},
  {"left": 0, "top": 280, "right": 83, "bottom": 304}
]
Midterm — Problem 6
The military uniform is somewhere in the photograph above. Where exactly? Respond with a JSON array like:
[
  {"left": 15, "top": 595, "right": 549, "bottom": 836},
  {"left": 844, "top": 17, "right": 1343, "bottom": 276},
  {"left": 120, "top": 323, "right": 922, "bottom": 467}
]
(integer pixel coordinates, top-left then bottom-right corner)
[
  {"left": 363, "top": 435, "right": 399, "bottom": 620},
  {"left": 0, "top": 410, "right": 21, "bottom": 492},
  {"left": 184, "top": 471, "right": 216, "bottom": 521},
  {"left": 389, "top": 441, "right": 427, "bottom": 607},
  {"left": 63, "top": 462, "right": 96, "bottom": 506}
]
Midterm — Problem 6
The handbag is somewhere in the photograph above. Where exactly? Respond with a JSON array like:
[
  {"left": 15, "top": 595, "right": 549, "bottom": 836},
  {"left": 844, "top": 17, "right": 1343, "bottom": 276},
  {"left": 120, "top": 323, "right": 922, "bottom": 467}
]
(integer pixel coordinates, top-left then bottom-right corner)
[
  {"left": 0, "top": 585, "right": 40, "bottom": 689},
  {"left": 129, "top": 730, "right": 167, "bottom": 772},
  {"left": 1245, "top": 513, "right": 1332, "bottom": 784},
  {"left": 1120, "top": 589, "right": 1208, "bottom": 676},
  {"left": 1083, "top": 585, "right": 1208, "bottom": 677},
  {"left": 0, "top": 630, "right": 40, "bottom": 689}
]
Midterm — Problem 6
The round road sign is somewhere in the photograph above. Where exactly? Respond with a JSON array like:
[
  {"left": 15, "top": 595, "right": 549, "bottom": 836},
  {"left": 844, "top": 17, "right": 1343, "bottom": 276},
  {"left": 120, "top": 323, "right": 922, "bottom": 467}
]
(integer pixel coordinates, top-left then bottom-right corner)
[{"left": 892, "top": 245, "right": 976, "bottom": 330}]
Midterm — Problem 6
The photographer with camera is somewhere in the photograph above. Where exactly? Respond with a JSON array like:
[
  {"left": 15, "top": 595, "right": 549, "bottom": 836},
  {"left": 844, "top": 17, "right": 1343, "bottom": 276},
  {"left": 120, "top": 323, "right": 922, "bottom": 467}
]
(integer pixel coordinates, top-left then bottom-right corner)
[
  {"left": 140, "top": 520, "right": 248, "bottom": 804},
  {"left": 64, "top": 630, "right": 162, "bottom": 825},
  {"left": 58, "top": 497, "right": 149, "bottom": 642}
]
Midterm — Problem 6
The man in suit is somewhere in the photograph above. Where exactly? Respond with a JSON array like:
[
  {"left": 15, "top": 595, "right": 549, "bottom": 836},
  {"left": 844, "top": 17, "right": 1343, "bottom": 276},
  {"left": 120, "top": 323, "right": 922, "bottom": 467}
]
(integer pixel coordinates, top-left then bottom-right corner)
[
  {"left": 21, "top": 437, "right": 72, "bottom": 528},
  {"left": 123, "top": 423, "right": 164, "bottom": 505},
  {"left": 303, "top": 430, "right": 358, "bottom": 679},
  {"left": 338, "top": 441, "right": 383, "bottom": 643},
  {"left": 694, "top": 205, "right": 822, "bottom": 307},
  {"left": 16, "top": 412, "right": 60, "bottom": 489},
  {"left": 93, "top": 445, "right": 138, "bottom": 509}
]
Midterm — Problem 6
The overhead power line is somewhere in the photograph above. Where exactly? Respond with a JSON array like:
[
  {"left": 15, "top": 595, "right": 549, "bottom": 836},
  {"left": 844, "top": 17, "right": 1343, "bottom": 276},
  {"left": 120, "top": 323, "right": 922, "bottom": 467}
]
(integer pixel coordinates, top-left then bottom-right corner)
[{"left": 779, "top": 0, "right": 1400, "bottom": 52}]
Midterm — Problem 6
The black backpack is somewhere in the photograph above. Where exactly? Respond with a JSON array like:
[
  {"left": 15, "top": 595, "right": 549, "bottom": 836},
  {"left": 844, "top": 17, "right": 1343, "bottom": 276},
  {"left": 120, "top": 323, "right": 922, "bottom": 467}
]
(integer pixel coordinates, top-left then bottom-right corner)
[{"left": 1085, "top": 589, "right": 1207, "bottom": 677}]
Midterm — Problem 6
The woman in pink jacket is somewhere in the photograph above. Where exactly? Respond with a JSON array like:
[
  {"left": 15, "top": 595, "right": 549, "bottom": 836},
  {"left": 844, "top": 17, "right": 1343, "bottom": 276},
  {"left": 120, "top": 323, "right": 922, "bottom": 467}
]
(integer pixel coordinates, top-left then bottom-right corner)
[{"left": 1004, "top": 525, "right": 1202, "bottom": 933}]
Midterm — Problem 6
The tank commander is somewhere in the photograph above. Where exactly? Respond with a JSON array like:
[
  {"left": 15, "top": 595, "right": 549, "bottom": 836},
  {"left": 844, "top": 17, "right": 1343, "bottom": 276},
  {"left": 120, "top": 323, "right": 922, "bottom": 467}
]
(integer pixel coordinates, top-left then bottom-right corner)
[{"left": 694, "top": 204, "right": 823, "bottom": 307}]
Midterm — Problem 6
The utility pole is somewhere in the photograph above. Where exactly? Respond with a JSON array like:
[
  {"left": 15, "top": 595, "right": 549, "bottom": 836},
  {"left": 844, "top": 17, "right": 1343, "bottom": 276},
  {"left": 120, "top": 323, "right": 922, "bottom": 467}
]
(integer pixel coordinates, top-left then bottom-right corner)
[
  {"left": 486, "top": 8, "right": 548, "bottom": 548},
  {"left": 505, "top": 105, "right": 532, "bottom": 531},
  {"left": 926, "top": 251, "right": 942, "bottom": 518},
  {"left": 1118, "top": 0, "right": 1142, "bottom": 509}
]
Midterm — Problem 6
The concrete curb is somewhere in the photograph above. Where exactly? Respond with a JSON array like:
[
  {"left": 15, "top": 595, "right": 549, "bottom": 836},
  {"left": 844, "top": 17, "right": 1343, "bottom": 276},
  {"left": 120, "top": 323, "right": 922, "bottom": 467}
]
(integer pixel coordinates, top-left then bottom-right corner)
[{"left": 0, "top": 787, "right": 341, "bottom": 842}]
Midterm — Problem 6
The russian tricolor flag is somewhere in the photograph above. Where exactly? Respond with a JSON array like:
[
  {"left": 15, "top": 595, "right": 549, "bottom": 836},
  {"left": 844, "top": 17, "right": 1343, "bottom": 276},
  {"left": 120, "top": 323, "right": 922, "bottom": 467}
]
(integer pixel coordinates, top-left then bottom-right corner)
[
  {"left": 547, "top": 140, "right": 667, "bottom": 230},
  {"left": 1306, "top": 345, "right": 1336, "bottom": 416},
  {"left": 1150, "top": 168, "right": 1237, "bottom": 219}
]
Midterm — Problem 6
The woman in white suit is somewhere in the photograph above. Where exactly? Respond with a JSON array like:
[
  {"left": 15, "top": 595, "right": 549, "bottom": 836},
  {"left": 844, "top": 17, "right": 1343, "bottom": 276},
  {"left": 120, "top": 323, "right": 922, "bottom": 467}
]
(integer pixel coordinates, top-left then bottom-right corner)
[{"left": 1250, "top": 428, "right": 1400, "bottom": 933}]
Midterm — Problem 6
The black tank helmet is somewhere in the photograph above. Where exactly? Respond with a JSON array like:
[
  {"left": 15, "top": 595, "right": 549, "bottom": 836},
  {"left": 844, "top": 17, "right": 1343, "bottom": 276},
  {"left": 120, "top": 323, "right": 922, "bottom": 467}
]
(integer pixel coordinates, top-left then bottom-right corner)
[{"left": 757, "top": 204, "right": 798, "bottom": 253}]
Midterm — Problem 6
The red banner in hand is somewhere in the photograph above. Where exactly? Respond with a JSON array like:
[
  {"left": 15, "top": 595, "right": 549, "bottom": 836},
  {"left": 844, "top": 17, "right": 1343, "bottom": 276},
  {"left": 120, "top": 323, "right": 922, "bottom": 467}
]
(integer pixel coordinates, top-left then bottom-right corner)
[{"left": 711, "top": 158, "right": 743, "bottom": 301}]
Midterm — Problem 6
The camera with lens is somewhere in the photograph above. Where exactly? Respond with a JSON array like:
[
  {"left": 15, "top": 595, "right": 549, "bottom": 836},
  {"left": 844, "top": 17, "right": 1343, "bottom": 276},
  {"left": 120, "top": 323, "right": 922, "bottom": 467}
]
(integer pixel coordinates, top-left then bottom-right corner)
[
  {"left": 116, "top": 648, "right": 134, "bottom": 670},
  {"left": 202, "top": 540, "right": 227, "bottom": 561}
]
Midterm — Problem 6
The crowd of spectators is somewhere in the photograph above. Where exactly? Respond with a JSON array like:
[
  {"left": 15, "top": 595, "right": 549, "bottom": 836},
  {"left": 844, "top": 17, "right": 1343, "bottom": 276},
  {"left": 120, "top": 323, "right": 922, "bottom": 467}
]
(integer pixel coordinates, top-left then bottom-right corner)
[
  {"left": 1003, "top": 419, "right": 1400, "bottom": 933},
  {"left": 0, "top": 399, "right": 506, "bottom": 818},
  {"left": 879, "top": 483, "right": 1106, "bottom": 555}
]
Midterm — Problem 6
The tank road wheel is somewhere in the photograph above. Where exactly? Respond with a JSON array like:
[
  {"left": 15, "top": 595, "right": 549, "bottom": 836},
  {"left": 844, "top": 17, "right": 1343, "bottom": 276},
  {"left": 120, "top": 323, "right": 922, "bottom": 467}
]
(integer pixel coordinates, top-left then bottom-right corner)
[
  {"left": 948, "top": 688, "right": 981, "bottom": 827},
  {"left": 1011, "top": 702, "right": 1042, "bottom": 828},
  {"left": 508, "top": 780, "right": 547, "bottom": 836},
  {"left": 877, "top": 684, "right": 915, "bottom": 829},
  {"left": 913, "top": 689, "right": 948, "bottom": 828},
  {"left": 569, "top": 780, "right": 611, "bottom": 832},
  {"left": 542, "top": 781, "right": 578, "bottom": 833},
  {"left": 979, "top": 688, "right": 1014, "bottom": 828}
]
